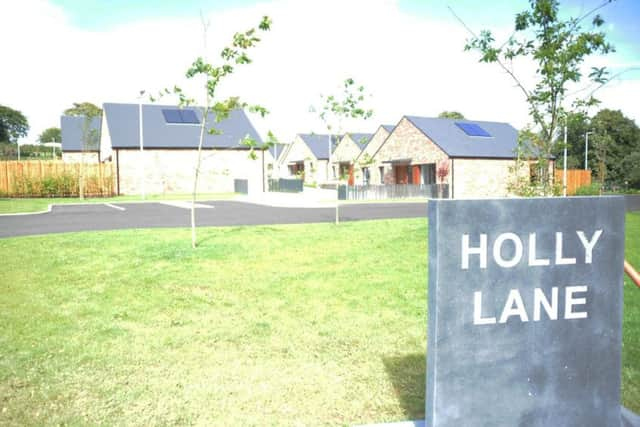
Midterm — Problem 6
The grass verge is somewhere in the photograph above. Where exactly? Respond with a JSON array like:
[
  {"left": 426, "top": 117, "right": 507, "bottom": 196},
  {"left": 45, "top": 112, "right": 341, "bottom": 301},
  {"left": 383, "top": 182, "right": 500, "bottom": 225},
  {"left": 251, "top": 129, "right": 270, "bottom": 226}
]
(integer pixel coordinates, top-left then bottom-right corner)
[
  {"left": 0, "top": 216, "right": 638, "bottom": 425},
  {"left": 0, "top": 193, "right": 236, "bottom": 214}
]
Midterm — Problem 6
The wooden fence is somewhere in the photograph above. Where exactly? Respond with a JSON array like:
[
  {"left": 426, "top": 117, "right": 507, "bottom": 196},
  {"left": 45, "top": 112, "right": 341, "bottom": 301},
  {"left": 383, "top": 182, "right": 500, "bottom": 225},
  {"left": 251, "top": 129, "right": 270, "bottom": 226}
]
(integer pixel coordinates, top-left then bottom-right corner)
[
  {"left": 0, "top": 161, "right": 116, "bottom": 197},
  {"left": 554, "top": 169, "right": 591, "bottom": 196}
]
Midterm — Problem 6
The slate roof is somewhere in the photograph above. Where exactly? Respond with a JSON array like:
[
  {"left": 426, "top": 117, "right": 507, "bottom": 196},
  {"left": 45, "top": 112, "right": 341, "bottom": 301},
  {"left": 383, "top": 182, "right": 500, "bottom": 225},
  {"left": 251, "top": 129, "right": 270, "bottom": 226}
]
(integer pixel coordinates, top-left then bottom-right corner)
[
  {"left": 269, "top": 143, "right": 286, "bottom": 160},
  {"left": 404, "top": 116, "right": 518, "bottom": 159},
  {"left": 347, "top": 133, "right": 373, "bottom": 149},
  {"left": 60, "top": 115, "right": 102, "bottom": 152},
  {"left": 381, "top": 124, "right": 395, "bottom": 133},
  {"left": 102, "top": 103, "right": 263, "bottom": 149},
  {"left": 298, "top": 134, "right": 341, "bottom": 160}
]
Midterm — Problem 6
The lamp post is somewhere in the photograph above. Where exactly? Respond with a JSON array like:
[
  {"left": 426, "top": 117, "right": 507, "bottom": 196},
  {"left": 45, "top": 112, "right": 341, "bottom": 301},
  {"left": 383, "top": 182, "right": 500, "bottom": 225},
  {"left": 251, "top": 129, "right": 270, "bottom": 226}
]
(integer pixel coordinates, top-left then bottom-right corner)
[{"left": 585, "top": 131, "right": 593, "bottom": 170}]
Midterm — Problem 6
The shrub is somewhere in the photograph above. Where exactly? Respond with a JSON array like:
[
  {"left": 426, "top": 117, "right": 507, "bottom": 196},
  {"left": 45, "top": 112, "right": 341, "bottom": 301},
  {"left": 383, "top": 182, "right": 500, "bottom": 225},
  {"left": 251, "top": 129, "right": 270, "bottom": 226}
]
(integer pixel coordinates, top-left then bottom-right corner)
[{"left": 574, "top": 183, "right": 601, "bottom": 196}]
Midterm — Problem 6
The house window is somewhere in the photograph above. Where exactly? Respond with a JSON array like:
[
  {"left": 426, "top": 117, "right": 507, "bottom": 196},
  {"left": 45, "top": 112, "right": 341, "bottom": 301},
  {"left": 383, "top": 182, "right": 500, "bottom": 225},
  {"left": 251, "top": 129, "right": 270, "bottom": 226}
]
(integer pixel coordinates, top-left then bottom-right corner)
[
  {"left": 379, "top": 166, "right": 385, "bottom": 184},
  {"left": 362, "top": 167, "right": 370, "bottom": 185},
  {"left": 421, "top": 163, "right": 436, "bottom": 184}
]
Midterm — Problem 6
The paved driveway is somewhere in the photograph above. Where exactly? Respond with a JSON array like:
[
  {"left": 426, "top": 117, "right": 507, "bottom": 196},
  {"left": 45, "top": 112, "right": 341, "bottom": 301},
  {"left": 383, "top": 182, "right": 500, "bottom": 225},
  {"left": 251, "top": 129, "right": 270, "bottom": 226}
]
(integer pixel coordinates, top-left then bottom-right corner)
[{"left": 0, "top": 201, "right": 428, "bottom": 238}]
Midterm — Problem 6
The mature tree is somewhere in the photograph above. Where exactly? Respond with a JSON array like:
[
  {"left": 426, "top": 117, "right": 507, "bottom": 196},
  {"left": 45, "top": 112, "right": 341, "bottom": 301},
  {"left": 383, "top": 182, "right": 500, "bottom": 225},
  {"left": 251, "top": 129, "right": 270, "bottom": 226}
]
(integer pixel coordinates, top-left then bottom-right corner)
[
  {"left": 0, "top": 104, "right": 29, "bottom": 143},
  {"left": 150, "top": 15, "right": 273, "bottom": 248},
  {"left": 589, "top": 109, "right": 640, "bottom": 188},
  {"left": 438, "top": 111, "right": 465, "bottom": 120},
  {"left": 38, "top": 127, "right": 61, "bottom": 143},
  {"left": 64, "top": 102, "right": 102, "bottom": 118},
  {"left": 313, "top": 78, "right": 373, "bottom": 224},
  {"left": 463, "top": 0, "right": 614, "bottom": 195}
]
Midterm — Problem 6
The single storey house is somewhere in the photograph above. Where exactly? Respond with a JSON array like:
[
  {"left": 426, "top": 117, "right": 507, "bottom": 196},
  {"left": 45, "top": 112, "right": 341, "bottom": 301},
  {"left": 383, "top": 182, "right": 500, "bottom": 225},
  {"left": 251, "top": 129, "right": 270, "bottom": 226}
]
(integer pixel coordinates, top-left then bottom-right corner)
[
  {"left": 60, "top": 115, "right": 101, "bottom": 163},
  {"left": 353, "top": 124, "right": 395, "bottom": 185},
  {"left": 278, "top": 134, "right": 340, "bottom": 184},
  {"left": 370, "top": 116, "right": 539, "bottom": 199},
  {"left": 99, "top": 103, "right": 267, "bottom": 195},
  {"left": 332, "top": 132, "right": 373, "bottom": 183}
]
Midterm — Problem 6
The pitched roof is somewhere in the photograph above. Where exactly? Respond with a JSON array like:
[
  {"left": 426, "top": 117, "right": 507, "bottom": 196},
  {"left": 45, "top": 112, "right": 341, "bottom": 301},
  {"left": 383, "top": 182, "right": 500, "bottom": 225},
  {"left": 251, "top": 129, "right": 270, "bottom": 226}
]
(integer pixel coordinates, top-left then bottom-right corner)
[
  {"left": 404, "top": 116, "right": 518, "bottom": 158},
  {"left": 60, "top": 115, "right": 102, "bottom": 152},
  {"left": 347, "top": 133, "right": 374, "bottom": 149},
  {"left": 298, "top": 134, "right": 341, "bottom": 160},
  {"left": 381, "top": 124, "right": 395, "bottom": 132},
  {"left": 102, "top": 103, "right": 262, "bottom": 149},
  {"left": 269, "top": 143, "right": 286, "bottom": 160}
]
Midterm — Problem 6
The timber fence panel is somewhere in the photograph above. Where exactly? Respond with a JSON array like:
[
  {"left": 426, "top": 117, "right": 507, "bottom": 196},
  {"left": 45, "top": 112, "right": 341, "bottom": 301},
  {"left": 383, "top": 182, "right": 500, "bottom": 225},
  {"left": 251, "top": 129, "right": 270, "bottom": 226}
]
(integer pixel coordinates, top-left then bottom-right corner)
[{"left": 0, "top": 160, "right": 115, "bottom": 197}]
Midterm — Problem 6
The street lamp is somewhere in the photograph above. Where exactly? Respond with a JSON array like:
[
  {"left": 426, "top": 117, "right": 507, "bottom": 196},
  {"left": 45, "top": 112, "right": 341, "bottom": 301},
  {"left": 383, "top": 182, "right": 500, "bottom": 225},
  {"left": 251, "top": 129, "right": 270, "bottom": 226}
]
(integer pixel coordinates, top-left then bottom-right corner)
[{"left": 585, "top": 131, "right": 594, "bottom": 170}]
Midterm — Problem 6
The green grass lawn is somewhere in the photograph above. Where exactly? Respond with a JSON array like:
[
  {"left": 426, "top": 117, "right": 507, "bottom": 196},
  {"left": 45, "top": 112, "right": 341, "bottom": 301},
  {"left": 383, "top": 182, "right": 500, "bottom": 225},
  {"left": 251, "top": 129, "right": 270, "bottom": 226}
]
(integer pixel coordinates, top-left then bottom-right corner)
[
  {"left": 0, "top": 193, "right": 236, "bottom": 214},
  {"left": 0, "top": 216, "right": 639, "bottom": 426}
]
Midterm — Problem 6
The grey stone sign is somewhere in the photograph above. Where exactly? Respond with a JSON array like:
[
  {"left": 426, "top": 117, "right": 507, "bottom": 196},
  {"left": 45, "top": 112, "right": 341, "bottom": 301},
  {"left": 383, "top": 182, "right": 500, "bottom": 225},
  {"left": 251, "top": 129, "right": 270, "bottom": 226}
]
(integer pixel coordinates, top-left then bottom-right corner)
[{"left": 426, "top": 196, "right": 625, "bottom": 427}]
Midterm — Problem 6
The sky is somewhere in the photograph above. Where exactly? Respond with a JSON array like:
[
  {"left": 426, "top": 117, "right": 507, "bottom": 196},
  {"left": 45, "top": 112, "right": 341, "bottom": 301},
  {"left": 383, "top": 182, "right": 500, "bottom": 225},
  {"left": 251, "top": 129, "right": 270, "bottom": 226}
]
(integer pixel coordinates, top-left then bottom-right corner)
[{"left": 1, "top": 0, "right": 639, "bottom": 144}]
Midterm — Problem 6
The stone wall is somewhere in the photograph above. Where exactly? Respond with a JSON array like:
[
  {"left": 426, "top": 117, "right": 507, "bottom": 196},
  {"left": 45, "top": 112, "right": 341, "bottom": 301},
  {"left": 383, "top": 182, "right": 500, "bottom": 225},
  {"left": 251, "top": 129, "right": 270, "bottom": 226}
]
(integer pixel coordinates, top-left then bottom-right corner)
[
  {"left": 62, "top": 152, "right": 100, "bottom": 163},
  {"left": 279, "top": 135, "right": 328, "bottom": 184},
  {"left": 333, "top": 136, "right": 362, "bottom": 164},
  {"left": 452, "top": 158, "right": 517, "bottom": 199},
  {"left": 372, "top": 118, "right": 450, "bottom": 185},
  {"left": 116, "top": 148, "right": 266, "bottom": 195},
  {"left": 354, "top": 126, "right": 390, "bottom": 185}
]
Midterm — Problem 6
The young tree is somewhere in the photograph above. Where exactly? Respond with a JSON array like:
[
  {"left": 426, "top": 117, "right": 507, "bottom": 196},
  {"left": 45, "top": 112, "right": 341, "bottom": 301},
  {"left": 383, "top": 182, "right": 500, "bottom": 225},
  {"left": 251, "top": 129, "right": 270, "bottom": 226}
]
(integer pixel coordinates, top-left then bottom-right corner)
[
  {"left": 313, "top": 78, "right": 373, "bottom": 224},
  {"left": 462, "top": 0, "right": 615, "bottom": 196},
  {"left": 64, "top": 103, "right": 101, "bottom": 199},
  {"left": 150, "top": 15, "right": 273, "bottom": 248}
]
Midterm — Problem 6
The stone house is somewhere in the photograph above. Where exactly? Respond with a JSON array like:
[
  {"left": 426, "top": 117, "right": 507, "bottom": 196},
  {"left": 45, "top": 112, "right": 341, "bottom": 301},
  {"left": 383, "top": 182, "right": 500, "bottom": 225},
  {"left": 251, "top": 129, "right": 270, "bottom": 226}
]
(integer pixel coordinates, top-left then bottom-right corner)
[
  {"left": 60, "top": 115, "right": 101, "bottom": 163},
  {"left": 370, "top": 116, "right": 531, "bottom": 199},
  {"left": 332, "top": 133, "right": 373, "bottom": 183},
  {"left": 352, "top": 124, "right": 395, "bottom": 185},
  {"left": 98, "top": 103, "right": 267, "bottom": 195},
  {"left": 278, "top": 134, "right": 340, "bottom": 184}
]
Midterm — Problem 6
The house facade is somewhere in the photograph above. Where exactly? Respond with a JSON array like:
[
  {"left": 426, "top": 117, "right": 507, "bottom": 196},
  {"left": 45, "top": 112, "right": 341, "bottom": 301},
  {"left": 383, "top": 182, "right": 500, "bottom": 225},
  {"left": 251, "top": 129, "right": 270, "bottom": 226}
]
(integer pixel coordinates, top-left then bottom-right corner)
[
  {"left": 279, "top": 134, "right": 339, "bottom": 184},
  {"left": 99, "top": 103, "right": 268, "bottom": 195},
  {"left": 332, "top": 133, "right": 373, "bottom": 184},
  {"left": 353, "top": 125, "right": 394, "bottom": 185},
  {"left": 61, "top": 115, "right": 101, "bottom": 163},
  {"left": 370, "top": 116, "right": 531, "bottom": 199}
]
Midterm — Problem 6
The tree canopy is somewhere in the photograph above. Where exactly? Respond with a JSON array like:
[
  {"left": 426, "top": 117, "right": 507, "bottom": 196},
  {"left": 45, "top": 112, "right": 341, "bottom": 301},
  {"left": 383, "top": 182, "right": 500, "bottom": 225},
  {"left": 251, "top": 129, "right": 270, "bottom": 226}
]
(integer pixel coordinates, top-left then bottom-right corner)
[
  {"left": 463, "top": 0, "right": 615, "bottom": 195},
  {"left": 0, "top": 104, "right": 29, "bottom": 143},
  {"left": 38, "top": 127, "right": 61, "bottom": 143},
  {"left": 64, "top": 102, "right": 102, "bottom": 118},
  {"left": 438, "top": 111, "right": 465, "bottom": 120}
]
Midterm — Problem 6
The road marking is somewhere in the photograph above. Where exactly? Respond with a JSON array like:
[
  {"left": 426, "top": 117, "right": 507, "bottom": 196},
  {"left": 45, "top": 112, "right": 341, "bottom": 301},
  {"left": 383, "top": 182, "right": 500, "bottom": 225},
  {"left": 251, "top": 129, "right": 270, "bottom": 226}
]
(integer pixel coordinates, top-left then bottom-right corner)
[
  {"left": 159, "top": 201, "right": 214, "bottom": 209},
  {"left": 104, "top": 203, "right": 126, "bottom": 211}
]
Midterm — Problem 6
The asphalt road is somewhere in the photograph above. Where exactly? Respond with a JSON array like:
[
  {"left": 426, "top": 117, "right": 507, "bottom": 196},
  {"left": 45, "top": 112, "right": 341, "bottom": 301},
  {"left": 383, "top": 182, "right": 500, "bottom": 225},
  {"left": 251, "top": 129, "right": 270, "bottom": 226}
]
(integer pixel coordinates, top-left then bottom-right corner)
[{"left": 0, "top": 201, "right": 428, "bottom": 238}]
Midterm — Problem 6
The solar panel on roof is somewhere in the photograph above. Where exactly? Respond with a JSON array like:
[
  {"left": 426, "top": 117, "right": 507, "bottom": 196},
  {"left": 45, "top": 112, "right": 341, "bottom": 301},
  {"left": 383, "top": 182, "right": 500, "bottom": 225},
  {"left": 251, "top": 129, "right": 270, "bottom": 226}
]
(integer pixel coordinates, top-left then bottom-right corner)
[
  {"left": 162, "top": 108, "right": 200, "bottom": 124},
  {"left": 162, "top": 109, "right": 182, "bottom": 123},
  {"left": 180, "top": 109, "right": 200, "bottom": 124},
  {"left": 455, "top": 122, "right": 492, "bottom": 137}
]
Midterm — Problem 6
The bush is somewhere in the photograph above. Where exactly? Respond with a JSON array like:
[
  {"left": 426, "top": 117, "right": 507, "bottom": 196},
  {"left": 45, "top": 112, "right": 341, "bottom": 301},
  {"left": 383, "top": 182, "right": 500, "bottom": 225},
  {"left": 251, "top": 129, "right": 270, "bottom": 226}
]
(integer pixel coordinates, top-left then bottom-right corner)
[{"left": 574, "top": 183, "right": 601, "bottom": 196}]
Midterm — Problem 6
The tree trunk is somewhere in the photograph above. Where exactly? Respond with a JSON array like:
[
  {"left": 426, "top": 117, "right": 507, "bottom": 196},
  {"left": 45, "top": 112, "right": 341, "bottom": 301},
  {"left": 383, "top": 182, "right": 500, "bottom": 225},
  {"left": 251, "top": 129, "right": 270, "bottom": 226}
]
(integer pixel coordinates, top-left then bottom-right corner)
[{"left": 191, "top": 108, "right": 207, "bottom": 249}]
